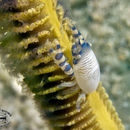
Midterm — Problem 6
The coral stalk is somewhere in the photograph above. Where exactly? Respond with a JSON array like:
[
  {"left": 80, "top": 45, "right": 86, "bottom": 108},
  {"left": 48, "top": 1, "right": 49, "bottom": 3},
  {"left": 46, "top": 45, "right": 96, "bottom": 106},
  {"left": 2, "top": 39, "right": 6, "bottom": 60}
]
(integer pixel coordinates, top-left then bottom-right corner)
[{"left": 0, "top": 0, "right": 124, "bottom": 129}]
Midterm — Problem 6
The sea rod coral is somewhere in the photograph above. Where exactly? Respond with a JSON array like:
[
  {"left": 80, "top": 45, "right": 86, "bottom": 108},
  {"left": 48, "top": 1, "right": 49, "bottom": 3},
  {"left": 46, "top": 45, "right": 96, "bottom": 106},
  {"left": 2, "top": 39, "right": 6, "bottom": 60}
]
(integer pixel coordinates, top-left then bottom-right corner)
[{"left": 0, "top": 0, "right": 124, "bottom": 129}]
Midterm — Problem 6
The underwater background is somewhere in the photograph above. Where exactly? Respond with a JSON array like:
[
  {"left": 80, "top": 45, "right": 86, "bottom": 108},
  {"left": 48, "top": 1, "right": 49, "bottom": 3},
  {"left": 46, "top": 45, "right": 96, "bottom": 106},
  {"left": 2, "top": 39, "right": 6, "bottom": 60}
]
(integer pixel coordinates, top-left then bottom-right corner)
[{"left": 0, "top": 0, "right": 129, "bottom": 129}]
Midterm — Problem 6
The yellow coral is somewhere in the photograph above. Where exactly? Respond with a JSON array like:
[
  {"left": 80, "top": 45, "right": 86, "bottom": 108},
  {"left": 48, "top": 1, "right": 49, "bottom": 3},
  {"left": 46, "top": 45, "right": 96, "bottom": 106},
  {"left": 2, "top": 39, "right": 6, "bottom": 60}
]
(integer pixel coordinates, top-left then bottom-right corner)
[{"left": 0, "top": 0, "right": 124, "bottom": 130}]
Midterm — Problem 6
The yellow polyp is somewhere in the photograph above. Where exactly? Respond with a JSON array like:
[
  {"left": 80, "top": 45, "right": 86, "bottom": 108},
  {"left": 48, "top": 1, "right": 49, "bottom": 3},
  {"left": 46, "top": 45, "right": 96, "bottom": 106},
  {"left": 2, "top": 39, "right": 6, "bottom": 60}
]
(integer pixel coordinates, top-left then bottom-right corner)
[
  {"left": 38, "top": 85, "right": 65, "bottom": 95},
  {"left": 48, "top": 74, "right": 68, "bottom": 82},
  {"left": 71, "top": 116, "right": 97, "bottom": 130},
  {"left": 37, "top": 30, "right": 50, "bottom": 38},
  {"left": 56, "top": 89, "right": 80, "bottom": 100},
  {"left": 62, "top": 18, "right": 72, "bottom": 33},
  {"left": 63, "top": 101, "right": 89, "bottom": 118},
  {"left": 53, "top": 102, "right": 89, "bottom": 120},
  {"left": 13, "top": 4, "right": 45, "bottom": 21},
  {"left": 33, "top": 64, "right": 59, "bottom": 75},
  {"left": 56, "top": 5, "right": 64, "bottom": 22},
  {"left": 17, "top": 0, "right": 30, "bottom": 8},
  {"left": 45, "top": 100, "right": 76, "bottom": 112},
  {"left": 52, "top": 0, "right": 57, "bottom": 9},
  {"left": 19, "top": 36, "right": 39, "bottom": 49},
  {"left": 14, "top": 15, "right": 49, "bottom": 33},
  {"left": 37, "top": 46, "right": 48, "bottom": 55},
  {"left": 32, "top": 56, "right": 52, "bottom": 66},
  {"left": 67, "top": 108, "right": 93, "bottom": 126}
]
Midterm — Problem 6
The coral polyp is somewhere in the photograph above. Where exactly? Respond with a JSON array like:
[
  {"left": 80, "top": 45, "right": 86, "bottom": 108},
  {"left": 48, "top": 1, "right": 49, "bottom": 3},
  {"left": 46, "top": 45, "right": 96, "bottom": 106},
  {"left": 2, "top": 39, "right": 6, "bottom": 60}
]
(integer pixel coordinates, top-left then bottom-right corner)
[{"left": 0, "top": 0, "right": 124, "bottom": 130}]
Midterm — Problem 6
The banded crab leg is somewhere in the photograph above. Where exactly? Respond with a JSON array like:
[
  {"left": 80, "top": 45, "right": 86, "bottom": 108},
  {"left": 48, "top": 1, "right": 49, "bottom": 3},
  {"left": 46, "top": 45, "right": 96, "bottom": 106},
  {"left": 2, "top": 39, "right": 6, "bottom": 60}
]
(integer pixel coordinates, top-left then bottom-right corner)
[
  {"left": 71, "top": 25, "right": 91, "bottom": 64},
  {"left": 47, "top": 39, "right": 76, "bottom": 88},
  {"left": 76, "top": 92, "right": 86, "bottom": 112}
]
